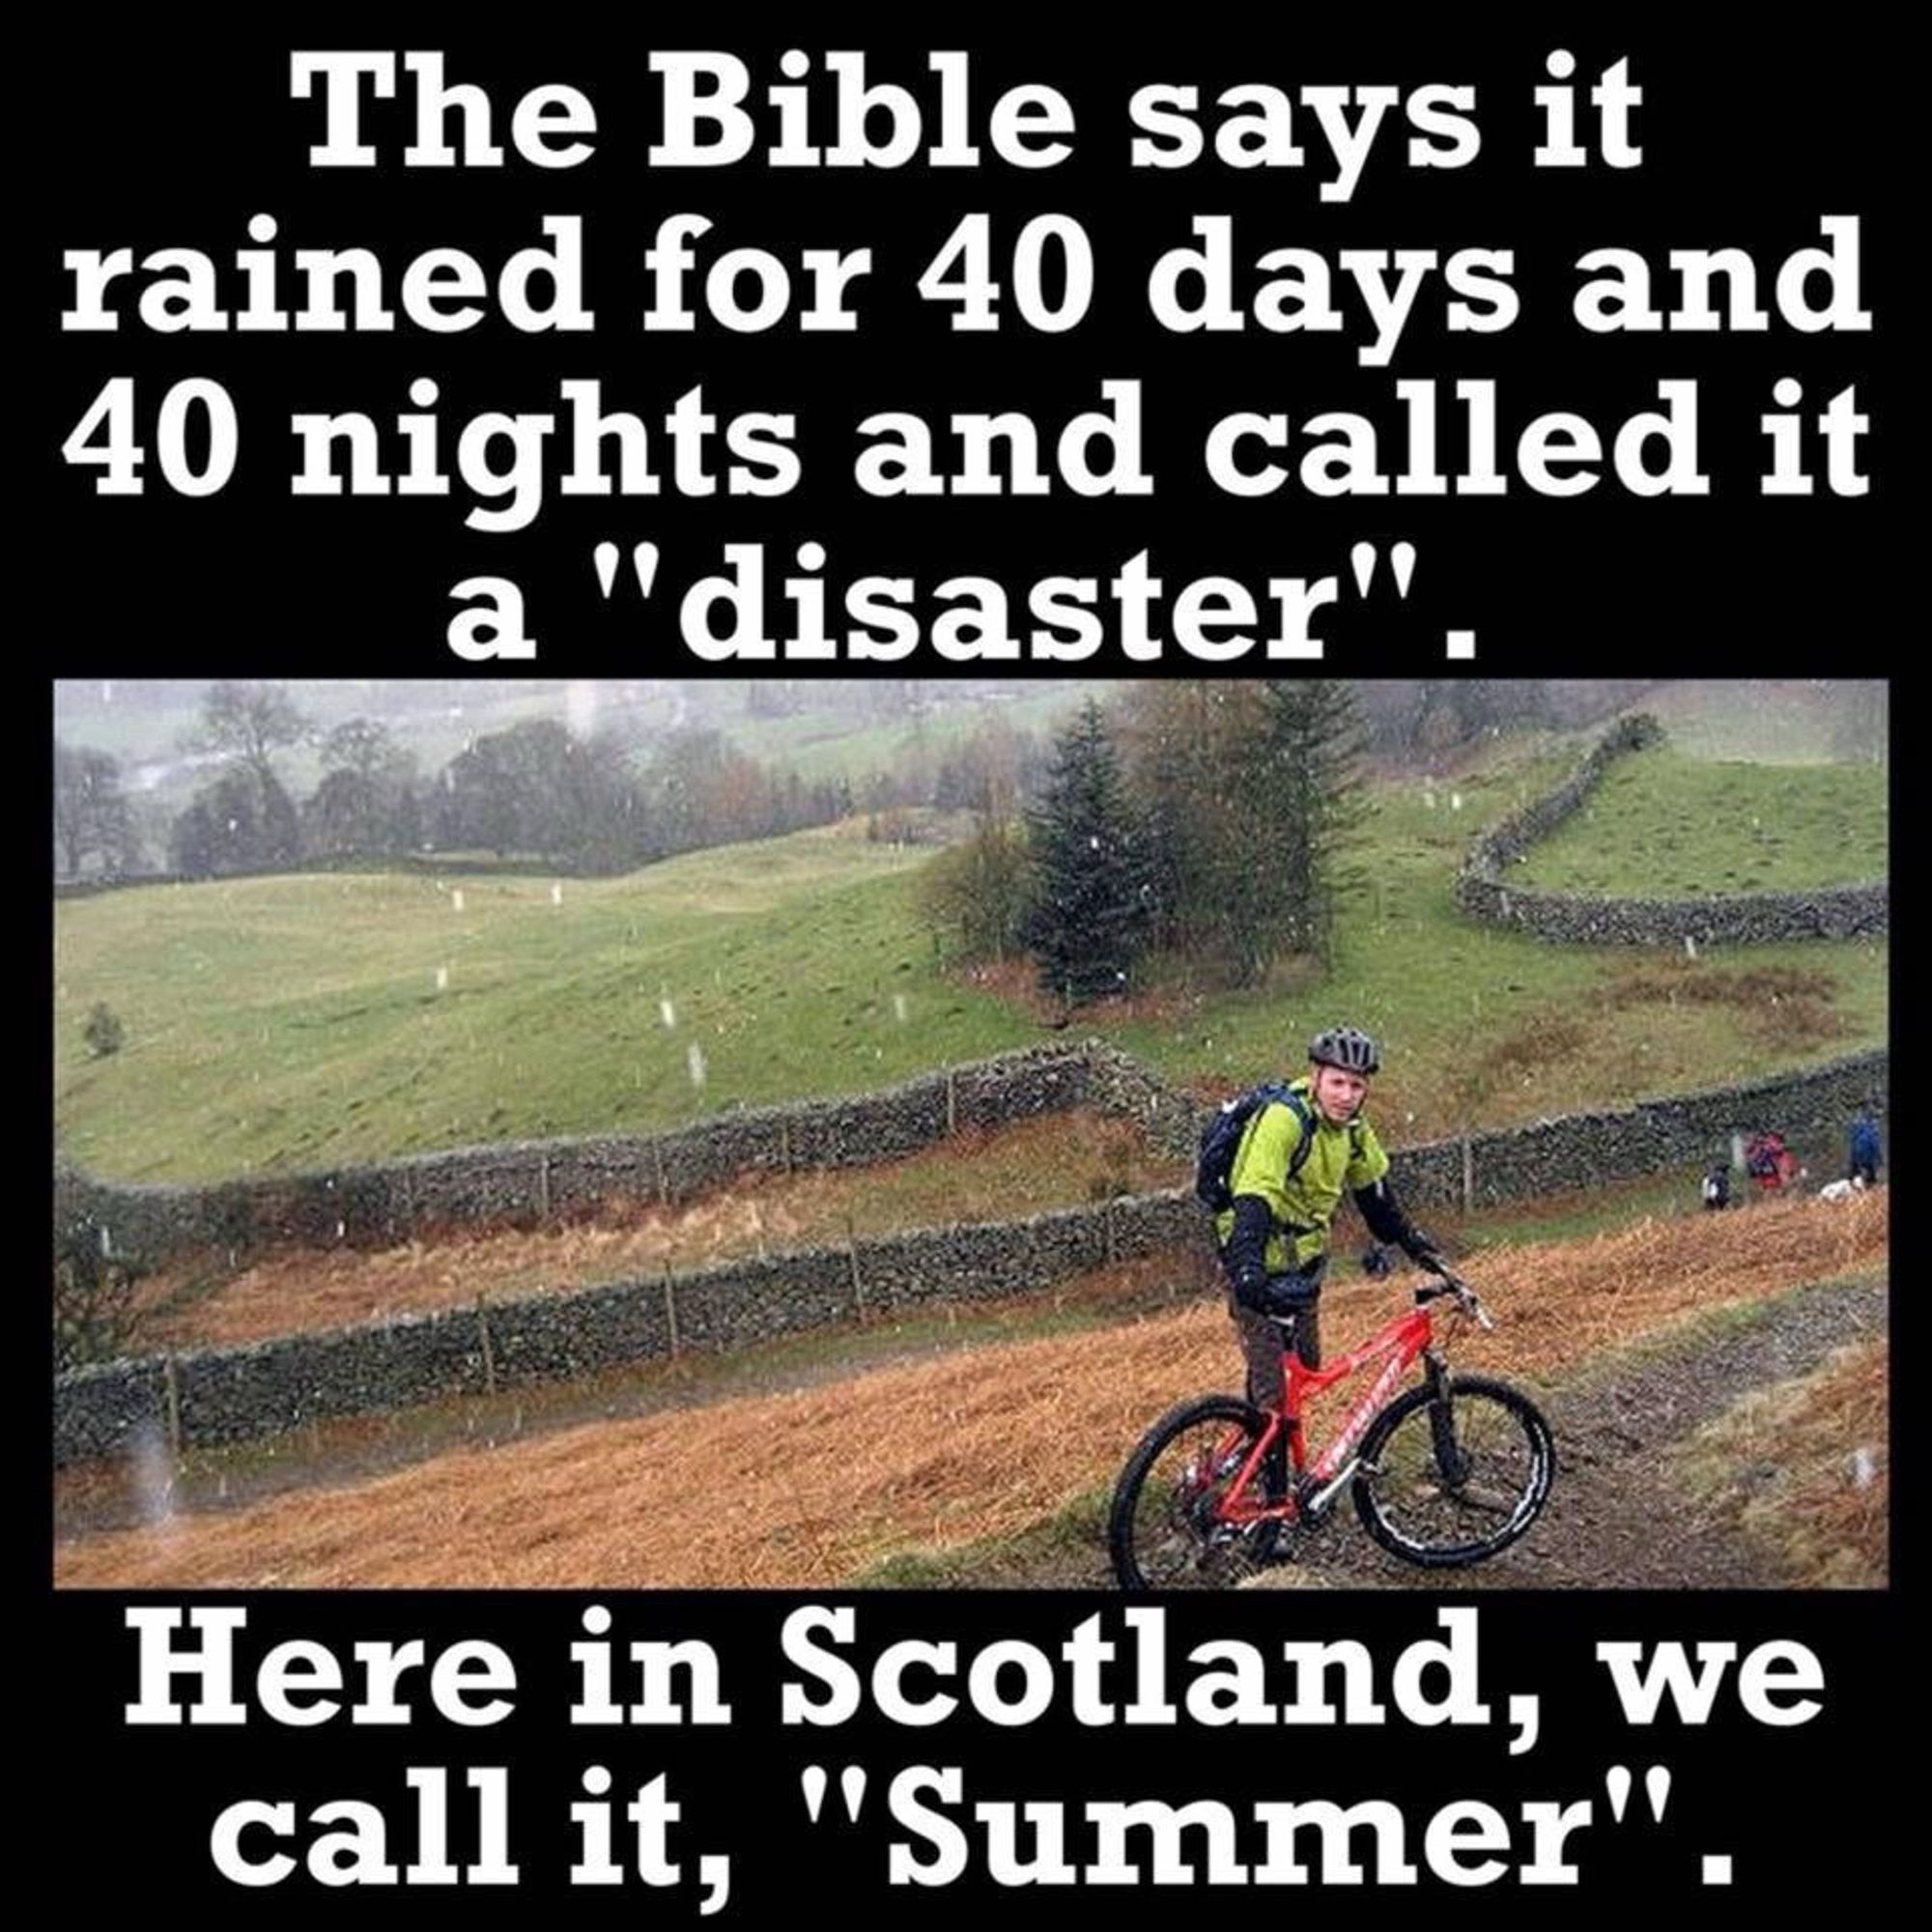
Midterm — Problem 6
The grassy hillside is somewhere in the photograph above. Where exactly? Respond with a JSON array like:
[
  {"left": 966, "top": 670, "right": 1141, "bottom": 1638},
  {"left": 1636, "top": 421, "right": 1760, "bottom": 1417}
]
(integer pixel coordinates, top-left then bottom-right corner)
[
  {"left": 55, "top": 824, "right": 1035, "bottom": 1181},
  {"left": 53, "top": 1193, "right": 1889, "bottom": 1587},
  {"left": 1512, "top": 745, "right": 1886, "bottom": 895},
  {"left": 1114, "top": 747, "right": 1886, "bottom": 1138},
  {"left": 57, "top": 735, "right": 1889, "bottom": 1184},
  {"left": 720, "top": 685, "right": 1092, "bottom": 780}
]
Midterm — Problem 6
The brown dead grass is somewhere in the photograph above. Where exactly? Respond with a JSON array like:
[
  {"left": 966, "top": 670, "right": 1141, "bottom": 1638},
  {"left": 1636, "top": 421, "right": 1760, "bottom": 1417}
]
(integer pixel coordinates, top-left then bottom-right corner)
[
  {"left": 1600, "top": 961, "right": 1846, "bottom": 1051},
  {"left": 134, "top": 1110, "right": 1184, "bottom": 1350},
  {"left": 955, "top": 956, "right": 1204, "bottom": 1029},
  {"left": 1675, "top": 1338, "right": 1888, "bottom": 1587},
  {"left": 1457, "top": 1018, "right": 1593, "bottom": 1104},
  {"left": 56, "top": 1188, "right": 1886, "bottom": 1589}
]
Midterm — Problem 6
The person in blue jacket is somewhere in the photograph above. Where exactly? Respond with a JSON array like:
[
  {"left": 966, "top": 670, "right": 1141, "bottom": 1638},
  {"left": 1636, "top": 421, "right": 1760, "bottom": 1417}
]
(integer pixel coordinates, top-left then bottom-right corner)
[{"left": 1847, "top": 1104, "right": 1882, "bottom": 1187}]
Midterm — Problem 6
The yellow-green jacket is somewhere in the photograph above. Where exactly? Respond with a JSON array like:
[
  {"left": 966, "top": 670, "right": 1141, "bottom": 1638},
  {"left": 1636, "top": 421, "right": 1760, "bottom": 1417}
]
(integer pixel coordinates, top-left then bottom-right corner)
[{"left": 1212, "top": 1076, "right": 1391, "bottom": 1272}]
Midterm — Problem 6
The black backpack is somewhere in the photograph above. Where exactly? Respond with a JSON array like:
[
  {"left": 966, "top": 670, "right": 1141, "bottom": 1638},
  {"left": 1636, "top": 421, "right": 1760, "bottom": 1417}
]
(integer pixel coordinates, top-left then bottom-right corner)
[{"left": 1195, "top": 1082, "right": 1320, "bottom": 1213}]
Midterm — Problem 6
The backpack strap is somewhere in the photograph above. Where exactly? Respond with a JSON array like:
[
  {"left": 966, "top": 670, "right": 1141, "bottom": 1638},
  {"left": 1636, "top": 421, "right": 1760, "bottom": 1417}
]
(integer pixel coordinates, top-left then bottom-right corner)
[
  {"left": 1281, "top": 1085, "right": 1367, "bottom": 1184},
  {"left": 1281, "top": 1088, "right": 1316, "bottom": 1182}
]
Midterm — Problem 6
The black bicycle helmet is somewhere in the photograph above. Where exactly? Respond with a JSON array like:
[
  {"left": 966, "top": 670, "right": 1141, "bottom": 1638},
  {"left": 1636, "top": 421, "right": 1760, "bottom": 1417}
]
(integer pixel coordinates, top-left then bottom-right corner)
[{"left": 1309, "top": 1025, "right": 1380, "bottom": 1075}]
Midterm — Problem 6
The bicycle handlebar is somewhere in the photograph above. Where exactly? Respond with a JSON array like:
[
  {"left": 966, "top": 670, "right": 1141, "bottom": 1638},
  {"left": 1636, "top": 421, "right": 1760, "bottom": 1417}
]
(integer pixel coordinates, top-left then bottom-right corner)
[{"left": 1413, "top": 1262, "right": 1495, "bottom": 1331}]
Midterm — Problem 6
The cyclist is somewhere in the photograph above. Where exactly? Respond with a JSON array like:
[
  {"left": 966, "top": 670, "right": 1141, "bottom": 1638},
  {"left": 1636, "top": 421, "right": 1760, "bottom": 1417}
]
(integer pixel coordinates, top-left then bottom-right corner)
[{"left": 1217, "top": 1026, "right": 1443, "bottom": 1433}]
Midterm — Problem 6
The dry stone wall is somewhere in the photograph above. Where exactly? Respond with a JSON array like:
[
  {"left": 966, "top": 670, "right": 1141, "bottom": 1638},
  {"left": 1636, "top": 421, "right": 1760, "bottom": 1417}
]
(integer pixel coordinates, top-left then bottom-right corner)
[
  {"left": 55, "top": 1190, "right": 1201, "bottom": 1463},
  {"left": 62, "top": 1043, "right": 1097, "bottom": 1270},
  {"left": 55, "top": 1041, "right": 1885, "bottom": 1463},
  {"left": 1454, "top": 715, "right": 1888, "bottom": 944}
]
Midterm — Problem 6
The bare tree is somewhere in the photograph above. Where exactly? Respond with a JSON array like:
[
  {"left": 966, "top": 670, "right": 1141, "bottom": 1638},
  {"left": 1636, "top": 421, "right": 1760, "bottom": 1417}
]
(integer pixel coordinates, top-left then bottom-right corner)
[
  {"left": 53, "top": 740, "right": 136, "bottom": 877},
  {"left": 185, "top": 681, "right": 312, "bottom": 788}
]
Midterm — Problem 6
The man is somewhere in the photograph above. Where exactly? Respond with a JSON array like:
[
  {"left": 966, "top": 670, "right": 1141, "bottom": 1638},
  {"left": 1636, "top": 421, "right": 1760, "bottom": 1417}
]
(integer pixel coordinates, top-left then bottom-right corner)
[{"left": 1217, "top": 1025, "right": 1441, "bottom": 1421}]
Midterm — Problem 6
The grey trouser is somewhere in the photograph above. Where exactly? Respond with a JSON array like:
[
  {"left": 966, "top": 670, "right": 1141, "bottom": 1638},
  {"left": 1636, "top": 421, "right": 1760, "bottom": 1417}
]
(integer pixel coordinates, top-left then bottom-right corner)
[{"left": 1227, "top": 1262, "right": 1324, "bottom": 1412}]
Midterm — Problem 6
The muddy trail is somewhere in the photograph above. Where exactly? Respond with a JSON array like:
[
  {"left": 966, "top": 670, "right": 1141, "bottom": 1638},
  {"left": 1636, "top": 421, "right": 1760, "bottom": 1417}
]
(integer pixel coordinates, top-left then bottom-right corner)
[
  {"left": 55, "top": 1192, "right": 1887, "bottom": 1590},
  {"left": 1234, "top": 1274, "right": 1887, "bottom": 1592}
]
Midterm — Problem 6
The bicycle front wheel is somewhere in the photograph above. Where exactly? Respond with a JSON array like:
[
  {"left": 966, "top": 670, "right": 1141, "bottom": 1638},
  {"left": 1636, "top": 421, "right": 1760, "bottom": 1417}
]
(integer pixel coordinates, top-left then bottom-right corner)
[
  {"left": 1109, "top": 1396, "right": 1283, "bottom": 1590},
  {"left": 1352, "top": 1376, "right": 1553, "bottom": 1568}
]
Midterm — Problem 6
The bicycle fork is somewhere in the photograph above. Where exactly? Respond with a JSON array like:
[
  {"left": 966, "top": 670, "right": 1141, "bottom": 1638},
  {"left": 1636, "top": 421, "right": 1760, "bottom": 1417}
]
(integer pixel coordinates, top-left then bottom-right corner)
[{"left": 1421, "top": 1350, "right": 1472, "bottom": 1487}]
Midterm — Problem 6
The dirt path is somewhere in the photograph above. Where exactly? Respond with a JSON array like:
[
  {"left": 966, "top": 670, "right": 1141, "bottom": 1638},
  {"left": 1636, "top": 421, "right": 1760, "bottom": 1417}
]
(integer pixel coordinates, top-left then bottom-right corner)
[
  {"left": 55, "top": 1194, "right": 1887, "bottom": 1590},
  {"left": 1239, "top": 1274, "right": 1888, "bottom": 1590}
]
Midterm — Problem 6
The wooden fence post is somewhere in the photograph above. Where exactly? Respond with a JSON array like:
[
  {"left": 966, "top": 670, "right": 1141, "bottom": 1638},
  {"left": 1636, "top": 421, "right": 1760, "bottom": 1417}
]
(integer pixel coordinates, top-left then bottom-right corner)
[
  {"left": 475, "top": 1293, "right": 497, "bottom": 1395},
  {"left": 847, "top": 1224, "right": 867, "bottom": 1321},
  {"left": 162, "top": 1352, "right": 183, "bottom": 1458}
]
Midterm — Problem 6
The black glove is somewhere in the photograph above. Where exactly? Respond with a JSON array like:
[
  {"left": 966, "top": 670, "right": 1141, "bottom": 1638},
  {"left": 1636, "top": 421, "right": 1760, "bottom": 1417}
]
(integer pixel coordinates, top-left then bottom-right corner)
[{"left": 1360, "top": 1243, "right": 1393, "bottom": 1279}]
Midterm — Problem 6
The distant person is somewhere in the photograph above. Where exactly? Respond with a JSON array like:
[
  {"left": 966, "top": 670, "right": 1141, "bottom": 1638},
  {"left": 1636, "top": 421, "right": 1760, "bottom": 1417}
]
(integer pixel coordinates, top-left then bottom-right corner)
[
  {"left": 1208, "top": 1027, "right": 1440, "bottom": 1432},
  {"left": 1847, "top": 1105, "right": 1882, "bottom": 1187},
  {"left": 1701, "top": 1164, "right": 1731, "bottom": 1210},
  {"left": 1745, "top": 1129, "right": 1801, "bottom": 1194}
]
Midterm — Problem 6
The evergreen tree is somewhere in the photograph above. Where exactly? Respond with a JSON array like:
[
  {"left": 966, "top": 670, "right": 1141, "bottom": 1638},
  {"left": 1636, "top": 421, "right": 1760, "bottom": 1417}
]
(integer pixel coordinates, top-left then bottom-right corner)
[
  {"left": 1118, "top": 683, "right": 1276, "bottom": 984},
  {"left": 1256, "top": 679, "right": 1369, "bottom": 961},
  {"left": 1116, "top": 680, "right": 1367, "bottom": 982},
  {"left": 1022, "top": 700, "right": 1151, "bottom": 1004}
]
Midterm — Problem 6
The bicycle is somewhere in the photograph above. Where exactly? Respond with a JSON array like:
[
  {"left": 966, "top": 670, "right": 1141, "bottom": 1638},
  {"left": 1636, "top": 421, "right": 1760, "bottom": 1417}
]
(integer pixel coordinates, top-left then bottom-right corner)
[{"left": 1108, "top": 1263, "right": 1553, "bottom": 1589}]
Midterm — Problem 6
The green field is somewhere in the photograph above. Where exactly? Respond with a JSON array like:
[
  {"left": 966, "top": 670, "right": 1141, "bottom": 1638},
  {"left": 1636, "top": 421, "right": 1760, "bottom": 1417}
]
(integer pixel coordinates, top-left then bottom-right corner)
[
  {"left": 1512, "top": 746, "right": 1887, "bottom": 895},
  {"left": 56, "top": 728, "right": 1889, "bottom": 1184},
  {"left": 720, "top": 685, "right": 1093, "bottom": 781},
  {"left": 55, "top": 825, "right": 1035, "bottom": 1181},
  {"left": 1112, "top": 746, "right": 1886, "bottom": 1140}
]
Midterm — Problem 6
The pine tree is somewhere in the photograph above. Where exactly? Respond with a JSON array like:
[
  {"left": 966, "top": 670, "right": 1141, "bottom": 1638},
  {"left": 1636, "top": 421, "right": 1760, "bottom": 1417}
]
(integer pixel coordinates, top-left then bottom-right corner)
[
  {"left": 1022, "top": 699, "right": 1151, "bottom": 1005},
  {"left": 1119, "top": 682, "right": 1298, "bottom": 985},
  {"left": 1256, "top": 680, "right": 1369, "bottom": 962}
]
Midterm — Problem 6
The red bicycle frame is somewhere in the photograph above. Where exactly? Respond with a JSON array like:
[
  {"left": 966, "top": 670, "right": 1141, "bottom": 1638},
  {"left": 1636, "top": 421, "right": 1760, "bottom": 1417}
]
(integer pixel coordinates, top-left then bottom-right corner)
[{"left": 1216, "top": 1301, "right": 1439, "bottom": 1526}]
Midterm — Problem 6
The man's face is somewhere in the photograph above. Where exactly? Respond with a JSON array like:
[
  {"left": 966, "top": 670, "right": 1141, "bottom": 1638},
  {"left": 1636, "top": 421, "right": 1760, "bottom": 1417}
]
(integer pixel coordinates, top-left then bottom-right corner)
[{"left": 1311, "top": 1063, "right": 1370, "bottom": 1122}]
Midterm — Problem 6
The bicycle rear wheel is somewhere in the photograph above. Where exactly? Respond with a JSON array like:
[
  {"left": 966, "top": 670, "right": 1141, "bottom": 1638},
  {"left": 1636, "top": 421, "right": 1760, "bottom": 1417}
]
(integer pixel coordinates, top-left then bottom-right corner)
[
  {"left": 1351, "top": 1376, "right": 1553, "bottom": 1568},
  {"left": 1109, "top": 1396, "right": 1283, "bottom": 1590}
]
